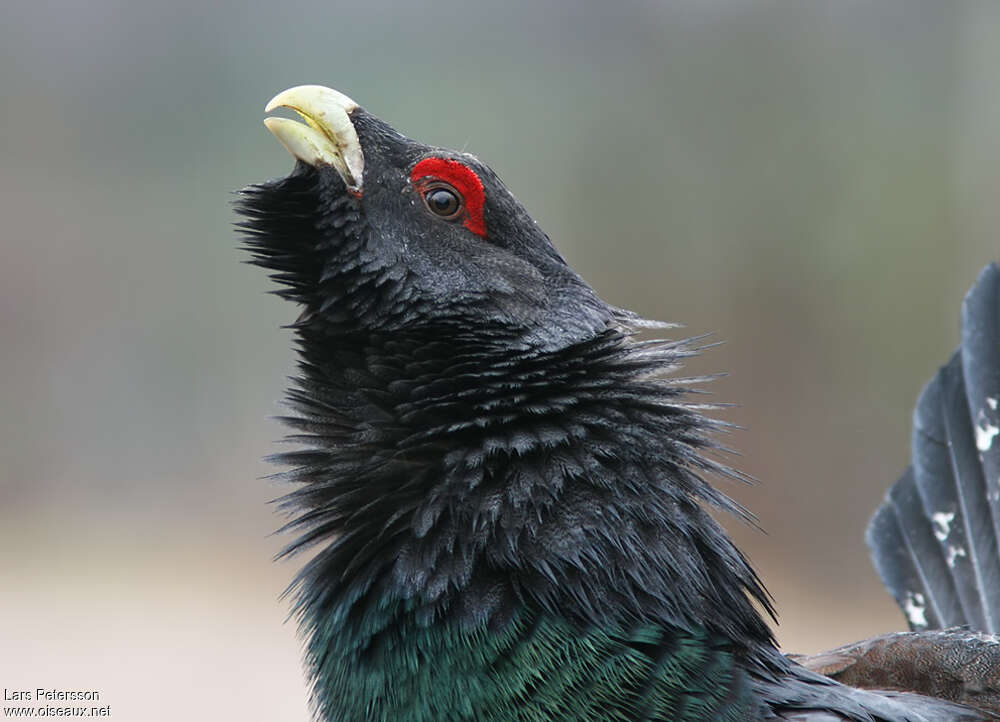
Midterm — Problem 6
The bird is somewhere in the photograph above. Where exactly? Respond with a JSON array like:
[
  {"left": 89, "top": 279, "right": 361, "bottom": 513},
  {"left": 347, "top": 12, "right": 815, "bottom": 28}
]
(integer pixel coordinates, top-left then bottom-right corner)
[{"left": 236, "top": 84, "right": 1000, "bottom": 721}]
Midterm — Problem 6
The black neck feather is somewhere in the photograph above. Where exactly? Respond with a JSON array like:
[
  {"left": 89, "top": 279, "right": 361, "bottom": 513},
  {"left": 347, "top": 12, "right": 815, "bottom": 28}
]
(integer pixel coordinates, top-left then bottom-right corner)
[{"left": 275, "top": 321, "right": 776, "bottom": 659}]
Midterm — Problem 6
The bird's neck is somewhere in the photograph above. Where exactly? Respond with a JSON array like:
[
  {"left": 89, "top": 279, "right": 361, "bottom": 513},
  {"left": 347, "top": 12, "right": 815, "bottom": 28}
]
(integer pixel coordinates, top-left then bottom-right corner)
[{"left": 278, "top": 322, "right": 777, "bottom": 700}]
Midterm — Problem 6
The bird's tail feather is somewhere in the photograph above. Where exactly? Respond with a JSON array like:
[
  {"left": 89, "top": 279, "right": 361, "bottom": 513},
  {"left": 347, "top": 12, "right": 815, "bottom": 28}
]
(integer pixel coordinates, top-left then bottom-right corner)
[{"left": 867, "top": 263, "right": 1000, "bottom": 633}]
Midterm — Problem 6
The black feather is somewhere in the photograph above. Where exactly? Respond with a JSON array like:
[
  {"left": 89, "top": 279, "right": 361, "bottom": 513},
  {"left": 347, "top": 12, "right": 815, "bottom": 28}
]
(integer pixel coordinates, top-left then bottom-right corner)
[{"left": 868, "top": 263, "right": 1000, "bottom": 633}]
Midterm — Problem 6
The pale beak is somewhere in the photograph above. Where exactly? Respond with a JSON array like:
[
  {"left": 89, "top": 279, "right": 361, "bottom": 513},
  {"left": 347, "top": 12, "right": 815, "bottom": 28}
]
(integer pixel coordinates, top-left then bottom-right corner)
[{"left": 264, "top": 85, "right": 365, "bottom": 195}]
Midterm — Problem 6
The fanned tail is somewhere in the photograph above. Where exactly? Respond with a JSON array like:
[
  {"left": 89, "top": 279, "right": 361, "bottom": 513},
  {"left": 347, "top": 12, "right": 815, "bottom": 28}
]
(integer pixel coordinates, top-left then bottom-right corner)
[{"left": 867, "top": 263, "right": 1000, "bottom": 633}]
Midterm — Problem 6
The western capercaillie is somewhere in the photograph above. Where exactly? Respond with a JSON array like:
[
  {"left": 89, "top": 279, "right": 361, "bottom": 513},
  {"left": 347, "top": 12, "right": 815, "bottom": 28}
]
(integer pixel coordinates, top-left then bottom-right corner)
[{"left": 237, "top": 84, "right": 1000, "bottom": 721}]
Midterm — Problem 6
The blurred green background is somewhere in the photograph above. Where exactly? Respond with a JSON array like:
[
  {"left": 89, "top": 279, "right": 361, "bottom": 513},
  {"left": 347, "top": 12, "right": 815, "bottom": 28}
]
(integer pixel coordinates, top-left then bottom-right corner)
[{"left": 2, "top": 0, "right": 998, "bottom": 719}]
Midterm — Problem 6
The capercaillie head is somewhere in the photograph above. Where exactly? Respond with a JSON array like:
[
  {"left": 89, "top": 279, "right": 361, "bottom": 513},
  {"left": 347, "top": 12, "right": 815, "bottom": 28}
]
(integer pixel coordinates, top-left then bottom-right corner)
[{"left": 241, "top": 85, "right": 614, "bottom": 351}]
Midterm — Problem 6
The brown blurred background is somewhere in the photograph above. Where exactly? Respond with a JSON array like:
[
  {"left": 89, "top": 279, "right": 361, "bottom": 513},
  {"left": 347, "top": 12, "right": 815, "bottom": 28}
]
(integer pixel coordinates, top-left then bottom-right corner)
[{"left": 2, "top": 1, "right": 999, "bottom": 719}]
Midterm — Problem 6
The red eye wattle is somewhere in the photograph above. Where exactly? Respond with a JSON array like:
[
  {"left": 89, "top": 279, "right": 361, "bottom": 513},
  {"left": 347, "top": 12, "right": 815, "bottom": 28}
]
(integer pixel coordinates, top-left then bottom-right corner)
[{"left": 410, "top": 157, "right": 487, "bottom": 238}]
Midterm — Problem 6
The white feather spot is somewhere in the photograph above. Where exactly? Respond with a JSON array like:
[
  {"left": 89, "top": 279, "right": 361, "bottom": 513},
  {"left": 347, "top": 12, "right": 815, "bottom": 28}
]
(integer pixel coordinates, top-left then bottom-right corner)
[
  {"left": 947, "top": 545, "right": 967, "bottom": 568},
  {"left": 904, "top": 592, "right": 928, "bottom": 627},
  {"left": 977, "top": 409, "right": 1000, "bottom": 452},
  {"left": 931, "top": 511, "right": 955, "bottom": 541},
  {"left": 989, "top": 397, "right": 998, "bottom": 411}
]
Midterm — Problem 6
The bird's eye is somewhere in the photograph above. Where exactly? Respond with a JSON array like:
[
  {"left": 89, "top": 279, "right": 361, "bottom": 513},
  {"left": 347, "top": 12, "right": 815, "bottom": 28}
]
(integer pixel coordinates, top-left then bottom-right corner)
[{"left": 422, "top": 184, "right": 463, "bottom": 219}]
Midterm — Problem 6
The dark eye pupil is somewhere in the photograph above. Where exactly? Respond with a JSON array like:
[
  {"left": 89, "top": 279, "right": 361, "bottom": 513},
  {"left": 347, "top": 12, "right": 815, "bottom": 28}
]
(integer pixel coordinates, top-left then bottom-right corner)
[{"left": 427, "top": 188, "right": 460, "bottom": 216}]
